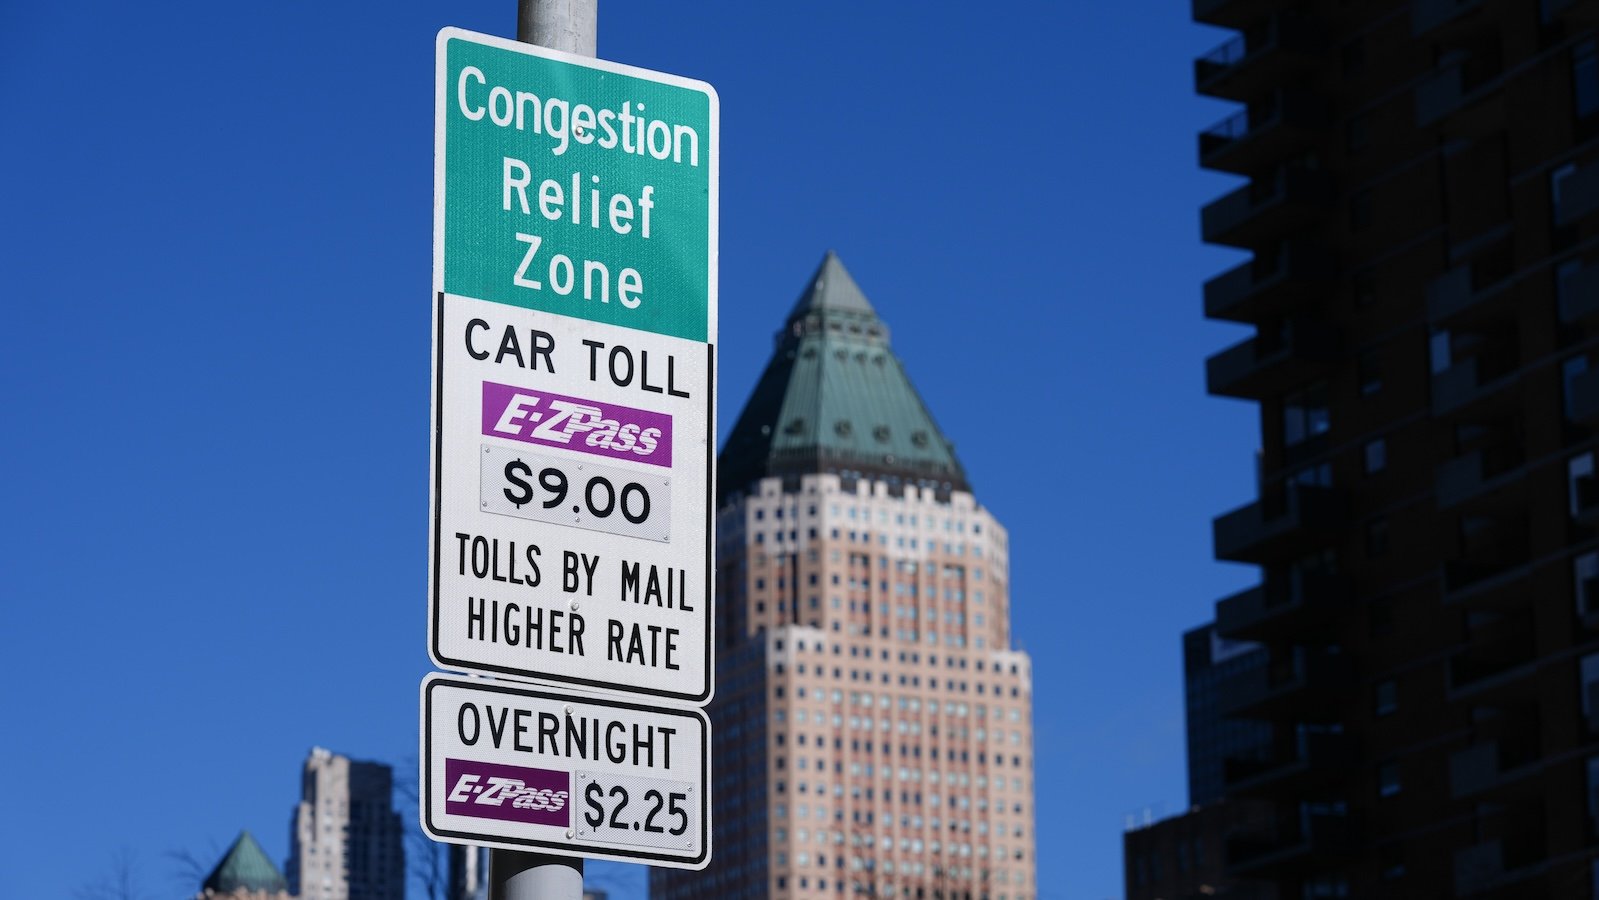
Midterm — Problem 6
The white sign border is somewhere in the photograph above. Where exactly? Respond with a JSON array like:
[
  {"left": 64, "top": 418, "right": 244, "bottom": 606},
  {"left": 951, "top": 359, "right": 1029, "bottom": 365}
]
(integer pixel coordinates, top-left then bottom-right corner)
[{"left": 419, "top": 673, "right": 713, "bottom": 870}]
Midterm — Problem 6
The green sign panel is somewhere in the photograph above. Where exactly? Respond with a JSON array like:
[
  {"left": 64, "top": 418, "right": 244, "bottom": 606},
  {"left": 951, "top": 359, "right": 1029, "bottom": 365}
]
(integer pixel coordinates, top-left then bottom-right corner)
[{"left": 435, "top": 29, "right": 717, "bottom": 343}]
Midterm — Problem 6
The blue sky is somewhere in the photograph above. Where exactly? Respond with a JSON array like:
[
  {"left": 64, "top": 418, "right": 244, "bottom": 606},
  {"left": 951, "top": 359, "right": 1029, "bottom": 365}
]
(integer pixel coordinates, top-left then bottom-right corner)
[{"left": 0, "top": 3, "right": 1253, "bottom": 898}]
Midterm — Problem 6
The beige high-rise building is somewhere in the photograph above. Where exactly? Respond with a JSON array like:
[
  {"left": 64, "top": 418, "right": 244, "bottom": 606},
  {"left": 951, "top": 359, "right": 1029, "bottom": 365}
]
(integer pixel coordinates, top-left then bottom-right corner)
[
  {"left": 286, "top": 747, "right": 405, "bottom": 900},
  {"left": 653, "top": 254, "right": 1036, "bottom": 900}
]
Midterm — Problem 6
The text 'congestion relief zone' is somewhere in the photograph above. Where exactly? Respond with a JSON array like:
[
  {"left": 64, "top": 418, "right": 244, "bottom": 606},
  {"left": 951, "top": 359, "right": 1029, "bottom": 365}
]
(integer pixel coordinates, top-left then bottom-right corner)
[{"left": 439, "top": 31, "right": 715, "bottom": 343}]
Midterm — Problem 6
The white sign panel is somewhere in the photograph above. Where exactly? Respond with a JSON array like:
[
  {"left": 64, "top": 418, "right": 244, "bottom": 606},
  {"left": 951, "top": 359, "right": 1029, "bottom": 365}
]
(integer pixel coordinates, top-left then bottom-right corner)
[
  {"left": 431, "top": 296, "right": 713, "bottom": 702},
  {"left": 421, "top": 673, "right": 710, "bottom": 869}
]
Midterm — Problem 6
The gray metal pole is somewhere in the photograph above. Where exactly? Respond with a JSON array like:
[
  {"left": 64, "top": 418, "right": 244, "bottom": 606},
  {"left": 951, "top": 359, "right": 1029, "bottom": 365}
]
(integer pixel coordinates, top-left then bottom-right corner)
[
  {"left": 517, "top": 0, "right": 597, "bottom": 55},
  {"left": 491, "top": 7, "right": 596, "bottom": 892}
]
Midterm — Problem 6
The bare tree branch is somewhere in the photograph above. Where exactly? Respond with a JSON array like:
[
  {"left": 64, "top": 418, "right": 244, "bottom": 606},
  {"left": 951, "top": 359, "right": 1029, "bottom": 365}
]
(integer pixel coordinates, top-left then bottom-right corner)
[{"left": 74, "top": 847, "right": 149, "bottom": 900}]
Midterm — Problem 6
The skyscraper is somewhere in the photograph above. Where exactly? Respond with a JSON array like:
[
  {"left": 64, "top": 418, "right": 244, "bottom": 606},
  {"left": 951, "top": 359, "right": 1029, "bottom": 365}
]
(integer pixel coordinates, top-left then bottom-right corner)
[
  {"left": 287, "top": 747, "right": 406, "bottom": 900},
  {"left": 1129, "top": 0, "right": 1599, "bottom": 895},
  {"left": 652, "top": 253, "right": 1037, "bottom": 899}
]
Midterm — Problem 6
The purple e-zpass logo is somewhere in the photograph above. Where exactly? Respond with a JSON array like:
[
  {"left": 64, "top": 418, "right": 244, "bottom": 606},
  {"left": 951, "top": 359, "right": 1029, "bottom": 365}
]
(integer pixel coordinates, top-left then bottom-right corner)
[
  {"left": 482, "top": 381, "right": 673, "bottom": 468},
  {"left": 444, "top": 758, "right": 570, "bottom": 827}
]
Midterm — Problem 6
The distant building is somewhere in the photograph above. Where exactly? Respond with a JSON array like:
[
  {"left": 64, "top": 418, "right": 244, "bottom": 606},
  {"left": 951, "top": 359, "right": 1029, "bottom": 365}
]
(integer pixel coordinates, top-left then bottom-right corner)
[
  {"left": 1182, "top": 624, "right": 1271, "bottom": 808},
  {"left": 196, "top": 830, "right": 292, "bottom": 900},
  {"left": 652, "top": 253, "right": 1037, "bottom": 899},
  {"left": 286, "top": 747, "right": 405, "bottom": 900},
  {"left": 1124, "top": 802, "right": 1274, "bottom": 900},
  {"left": 1123, "top": 625, "right": 1275, "bottom": 900},
  {"left": 448, "top": 844, "right": 487, "bottom": 900}
]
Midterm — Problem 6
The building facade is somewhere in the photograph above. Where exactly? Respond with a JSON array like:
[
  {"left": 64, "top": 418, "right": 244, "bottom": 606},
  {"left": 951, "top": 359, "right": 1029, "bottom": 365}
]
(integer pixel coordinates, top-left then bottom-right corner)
[
  {"left": 1124, "top": 624, "right": 1274, "bottom": 900},
  {"left": 1139, "top": 0, "right": 1599, "bottom": 895},
  {"left": 286, "top": 747, "right": 405, "bottom": 900},
  {"left": 652, "top": 253, "right": 1037, "bottom": 899}
]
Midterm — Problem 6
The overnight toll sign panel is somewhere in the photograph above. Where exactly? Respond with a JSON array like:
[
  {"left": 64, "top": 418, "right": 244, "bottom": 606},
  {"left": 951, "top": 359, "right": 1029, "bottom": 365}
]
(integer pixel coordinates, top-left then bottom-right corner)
[
  {"left": 421, "top": 674, "right": 711, "bottom": 869},
  {"left": 430, "top": 295, "right": 712, "bottom": 701}
]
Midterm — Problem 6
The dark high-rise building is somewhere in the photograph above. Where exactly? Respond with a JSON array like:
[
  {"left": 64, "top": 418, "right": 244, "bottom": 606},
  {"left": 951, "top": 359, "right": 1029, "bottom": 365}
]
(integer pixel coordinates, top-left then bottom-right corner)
[
  {"left": 1131, "top": 0, "right": 1599, "bottom": 896},
  {"left": 652, "top": 253, "right": 1037, "bottom": 900}
]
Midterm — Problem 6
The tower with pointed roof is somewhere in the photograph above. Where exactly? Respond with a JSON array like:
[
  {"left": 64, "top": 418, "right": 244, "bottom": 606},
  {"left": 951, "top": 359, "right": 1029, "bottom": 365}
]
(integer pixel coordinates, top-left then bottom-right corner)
[
  {"left": 196, "top": 831, "right": 292, "bottom": 900},
  {"left": 652, "top": 254, "right": 1037, "bottom": 900}
]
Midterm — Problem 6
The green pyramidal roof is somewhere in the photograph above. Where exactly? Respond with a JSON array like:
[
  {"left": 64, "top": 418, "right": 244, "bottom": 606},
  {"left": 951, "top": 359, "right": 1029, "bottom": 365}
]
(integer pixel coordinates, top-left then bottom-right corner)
[
  {"left": 202, "top": 831, "right": 288, "bottom": 894},
  {"left": 720, "top": 252, "right": 968, "bottom": 500}
]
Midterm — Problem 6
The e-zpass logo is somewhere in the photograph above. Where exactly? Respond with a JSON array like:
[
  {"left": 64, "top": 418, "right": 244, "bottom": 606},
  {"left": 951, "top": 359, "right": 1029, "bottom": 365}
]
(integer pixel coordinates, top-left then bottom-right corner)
[
  {"left": 481, "top": 381, "right": 672, "bottom": 468},
  {"left": 444, "top": 757, "right": 570, "bottom": 827}
]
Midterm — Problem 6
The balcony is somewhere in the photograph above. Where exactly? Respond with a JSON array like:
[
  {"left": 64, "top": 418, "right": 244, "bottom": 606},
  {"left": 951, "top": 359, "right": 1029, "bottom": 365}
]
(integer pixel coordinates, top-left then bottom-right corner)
[
  {"left": 1448, "top": 738, "right": 1541, "bottom": 800},
  {"left": 1412, "top": 0, "right": 1486, "bottom": 36},
  {"left": 1435, "top": 446, "right": 1526, "bottom": 511},
  {"left": 1570, "top": 368, "right": 1599, "bottom": 425},
  {"left": 1223, "top": 731, "right": 1355, "bottom": 798},
  {"left": 1204, "top": 240, "right": 1336, "bottom": 323},
  {"left": 1557, "top": 262, "right": 1599, "bottom": 322},
  {"left": 1453, "top": 836, "right": 1548, "bottom": 896},
  {"left": 1215, "top": 571, "right": 1350, "bottom": 643},
  {"left": 1214, "top": 483, "right": 1343, "bottom": 563},
  {"left": 1576, "top": 475, "right": 1599, "bottom": 526},
  {"left": 1419, "top": 63, "right": 1503, "bottom": 137},
  {"left": 1449, "top": 613, "right": 1538, "bottom": 697},
  {"left": 1206, "top": 320, "right": 1340, "bottom": 399},
  {"left": 1219, "top": 647, "right": 1354, "bottom": 719},
  {"left": 1425, "top": 255, "right": 1514, "bottom": 325},
  {"left": 1225, "top": 810, "right": 1354, "bottom": 877},
  {"left": 1202, "top": 167, "right": 1336, "bottom": 248},
  {"left": 1432, "top": 356, "right": 1520, "bottom": 418},
  {"left": 1442, "top": 517, "right": 1531, "bottom": 606},
  {"left": 1199, "top": 89, "right": 1331, "bottom": 175},
  {"left": 1195, "top": 13, "right": 1324, "bottom": 100},
  {"left": 1557, "top": 163, "right": 1599, "bottom": 226}
]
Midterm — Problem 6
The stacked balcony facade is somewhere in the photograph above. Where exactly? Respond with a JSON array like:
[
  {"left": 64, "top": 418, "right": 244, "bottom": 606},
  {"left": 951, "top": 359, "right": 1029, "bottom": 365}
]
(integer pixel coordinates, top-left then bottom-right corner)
[{"left": 1185, "top": 0, "right": 1599, "bottom": 897}]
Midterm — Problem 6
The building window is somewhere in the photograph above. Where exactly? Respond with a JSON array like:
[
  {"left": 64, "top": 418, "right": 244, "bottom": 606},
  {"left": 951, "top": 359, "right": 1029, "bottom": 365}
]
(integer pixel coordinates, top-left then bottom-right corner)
[
  {"left": 1374, "top": 679, "right": 1398, "bottom": 716},
  {"left": 1583, "top": 653, "right": 1599, "bottom": 733},
  {"left": 1284, "top": 382, "right": 1331, "bottom": 446},
  {"left": 1359, "top": 347, "right": 1383, "bottom": 394},
  {"left": 1429, "top": 330, "right": 1453, "bottom": 375},
  {"left": 1294, "top": 462, "right": 1333, "bottom": 488},
  {"left": 1555, "top": 162, "right": 1580, "bottom": 222},
  {"left": 1570, "top": 452, "right": 1595, "bottom": 517},
  {"left": 1378, "top": 761, "right": 1402, "bottom": 797},
  {"left": 1350, "top": 189, "right": 1373, "bottom": 231},
  {"left": 1380, "top": 843, "right": 1406, "bottom": 881},
  {"left": 1346, "top": 113, "right": 1369, "bottom": 154},
  {"left": 1342, "top": 37, "right": 1367, "bottom": 77},
  {"left": 1364, "top": 438, "right": 1387, "bottom": 474},
  {"left": 1365, "top": 518, "right": 1390, "bottom": 557},
  {"left": 1588, "top": 755, "right": 1599, "bottom": 838},
  {"left": 1354, "top": 274, "right": 1378, "bottom": 308},
  {"left": 1568, "top": 356, "right": 1593, "bottom": 423},
  {"left": 1576, "top": 40, "right": 1599, "bottom": 120},
  {"left": 1578, "top": 552, "right": 1599, "bottom": 618}
]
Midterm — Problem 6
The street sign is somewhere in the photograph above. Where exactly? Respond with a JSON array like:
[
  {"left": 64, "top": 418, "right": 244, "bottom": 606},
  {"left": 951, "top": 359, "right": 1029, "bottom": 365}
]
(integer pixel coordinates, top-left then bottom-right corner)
[
  {"left": 421, "top": 673, "right": 710, "bottom": 869},
  {"left": 429, "top": 28, "right": 717, "bottom": 703}
]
